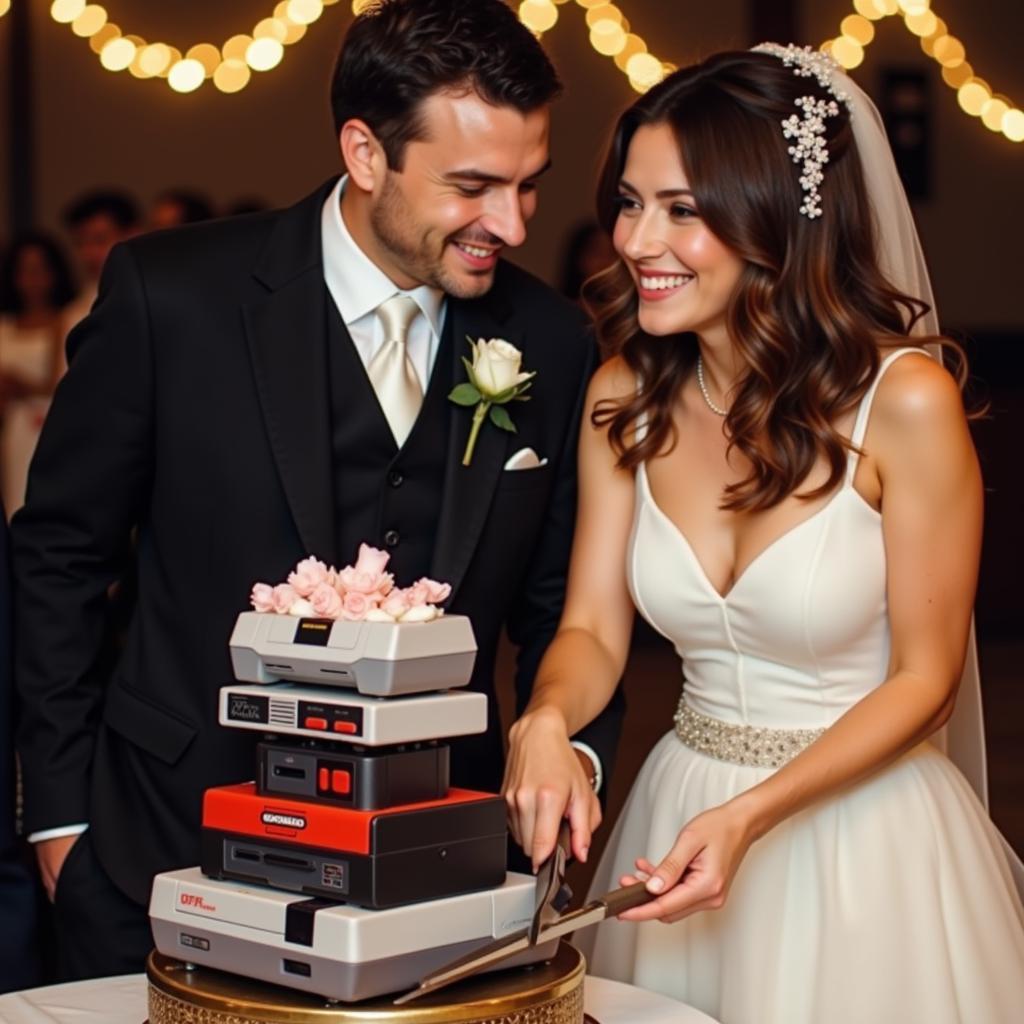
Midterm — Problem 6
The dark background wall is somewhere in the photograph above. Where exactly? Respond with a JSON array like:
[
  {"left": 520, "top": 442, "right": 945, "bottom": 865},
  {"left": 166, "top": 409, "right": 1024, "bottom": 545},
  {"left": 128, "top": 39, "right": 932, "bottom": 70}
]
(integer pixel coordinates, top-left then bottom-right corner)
[{"left": 2, "top": 1, "right": 1021, "bottom": 323}]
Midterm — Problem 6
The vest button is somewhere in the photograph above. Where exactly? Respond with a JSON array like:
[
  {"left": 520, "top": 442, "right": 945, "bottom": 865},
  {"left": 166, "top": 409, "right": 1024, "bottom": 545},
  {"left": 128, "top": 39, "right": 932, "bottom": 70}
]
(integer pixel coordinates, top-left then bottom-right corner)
[
  {"left": 388, "top": 470, "right": 404, "bottom": 488},
  {"left": 384, "top": 529, "right": 400, "bottom": 548}
]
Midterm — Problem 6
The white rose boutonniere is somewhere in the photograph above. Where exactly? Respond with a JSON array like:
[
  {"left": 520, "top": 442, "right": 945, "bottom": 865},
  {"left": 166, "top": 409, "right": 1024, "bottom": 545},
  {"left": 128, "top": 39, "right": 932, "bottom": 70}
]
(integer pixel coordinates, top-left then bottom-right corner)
[{"left": 448, "top": 337, "right": 535, "bottom": 466}]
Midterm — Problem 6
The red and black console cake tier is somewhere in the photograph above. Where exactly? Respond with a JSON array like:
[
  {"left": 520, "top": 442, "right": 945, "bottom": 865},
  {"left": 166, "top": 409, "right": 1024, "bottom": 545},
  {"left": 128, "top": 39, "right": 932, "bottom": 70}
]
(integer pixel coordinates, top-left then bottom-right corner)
[{"left": 200, "top": 783, "right": 506, "bottom": 909}]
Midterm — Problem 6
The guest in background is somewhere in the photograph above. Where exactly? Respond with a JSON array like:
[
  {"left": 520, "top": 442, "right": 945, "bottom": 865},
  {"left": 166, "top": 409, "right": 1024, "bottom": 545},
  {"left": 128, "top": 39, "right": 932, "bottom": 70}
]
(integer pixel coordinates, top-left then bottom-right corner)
[
  {"left": 559, "top": 219, "right": 616, "bottom": 302},
  {"left": 148, "top": 189, "right": 215, "bottom": 231},
  {"left": 61, "top": 190, "right": 139, "bottom": 329},
  {"left": 0, "top": 499, "right": 39, "bottom": 993},
  {"left": 0, "top": 234, "right": 75, "bottom": 516}
]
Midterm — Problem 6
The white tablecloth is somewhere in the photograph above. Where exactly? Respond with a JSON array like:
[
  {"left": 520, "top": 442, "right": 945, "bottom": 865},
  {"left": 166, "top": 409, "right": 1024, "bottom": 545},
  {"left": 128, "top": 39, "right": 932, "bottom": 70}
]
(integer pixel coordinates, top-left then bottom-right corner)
[{"left": 0, "top": 973, "right": 717, "bottom": 1023}]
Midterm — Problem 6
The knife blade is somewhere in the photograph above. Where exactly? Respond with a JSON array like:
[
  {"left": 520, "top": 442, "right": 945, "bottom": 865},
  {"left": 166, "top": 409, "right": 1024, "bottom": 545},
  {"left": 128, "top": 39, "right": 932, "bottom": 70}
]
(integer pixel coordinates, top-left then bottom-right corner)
[
  {"left": 528, "top": 819, "right": 571, "bottom": 943},
  {"left": 393, "top": 880, "right": 654, "bottom": 1005}
]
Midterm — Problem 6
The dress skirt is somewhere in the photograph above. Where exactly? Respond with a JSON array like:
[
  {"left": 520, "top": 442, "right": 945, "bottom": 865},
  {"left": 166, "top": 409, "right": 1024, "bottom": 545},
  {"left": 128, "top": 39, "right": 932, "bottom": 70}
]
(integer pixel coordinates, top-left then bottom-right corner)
[{"left": 579, "top": 731, "right": 1024, "bottom": 1024}]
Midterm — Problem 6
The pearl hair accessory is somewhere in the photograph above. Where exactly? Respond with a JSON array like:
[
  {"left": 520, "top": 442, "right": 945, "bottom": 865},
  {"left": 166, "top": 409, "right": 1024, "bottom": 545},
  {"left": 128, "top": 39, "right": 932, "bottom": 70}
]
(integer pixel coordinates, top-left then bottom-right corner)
[{"left": 752, "top": 43, "right": 853, "bottom": 220}]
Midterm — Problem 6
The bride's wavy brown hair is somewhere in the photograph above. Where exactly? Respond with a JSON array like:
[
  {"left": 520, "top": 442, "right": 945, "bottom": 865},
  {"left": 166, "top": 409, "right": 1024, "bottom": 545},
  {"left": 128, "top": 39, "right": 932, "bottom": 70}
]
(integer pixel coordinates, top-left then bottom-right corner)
[{"left": 587, "top": 50, "right": 962, "bottom": 512}]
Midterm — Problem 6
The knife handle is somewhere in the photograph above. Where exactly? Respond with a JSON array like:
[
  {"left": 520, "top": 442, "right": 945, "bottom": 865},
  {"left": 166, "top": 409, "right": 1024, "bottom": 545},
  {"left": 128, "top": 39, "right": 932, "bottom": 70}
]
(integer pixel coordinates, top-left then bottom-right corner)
[{"left": 601, "top": 881, "right": 654, "bottom": 916}]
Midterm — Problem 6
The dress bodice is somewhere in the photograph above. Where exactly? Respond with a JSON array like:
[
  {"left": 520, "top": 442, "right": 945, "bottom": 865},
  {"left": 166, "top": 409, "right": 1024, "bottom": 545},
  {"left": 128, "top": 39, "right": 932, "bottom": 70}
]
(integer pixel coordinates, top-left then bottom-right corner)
[{"left": 628, "top": 348, "right": 923, "bottom": 730}]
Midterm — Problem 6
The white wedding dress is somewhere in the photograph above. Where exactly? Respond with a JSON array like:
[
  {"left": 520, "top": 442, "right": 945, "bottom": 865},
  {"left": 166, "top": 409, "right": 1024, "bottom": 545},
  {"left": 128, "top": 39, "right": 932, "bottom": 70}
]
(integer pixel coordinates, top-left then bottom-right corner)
[{"left": 581, "top": 348, "right": 1024, "bottom": 1023}]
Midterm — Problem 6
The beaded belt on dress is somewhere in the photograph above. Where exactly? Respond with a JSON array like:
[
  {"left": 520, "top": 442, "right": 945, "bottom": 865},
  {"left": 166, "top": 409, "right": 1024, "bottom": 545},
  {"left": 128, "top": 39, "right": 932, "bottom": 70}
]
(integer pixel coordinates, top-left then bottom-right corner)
[{"left": 673, "top": 697, "right": 825, "bottom": 768}]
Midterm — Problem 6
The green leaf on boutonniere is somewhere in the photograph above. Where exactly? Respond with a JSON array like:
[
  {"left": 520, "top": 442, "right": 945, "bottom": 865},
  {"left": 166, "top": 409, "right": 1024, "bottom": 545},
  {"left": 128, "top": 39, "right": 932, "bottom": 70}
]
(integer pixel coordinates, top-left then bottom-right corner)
[
  {"left": 449, "top": 382, "right": 482, "bottom": 406},
  {"left": 489, "top": 405, "right": 517, "bottom": 432},
  {"left": 453, "top": 337, "right": 534, "bottom": 466}
]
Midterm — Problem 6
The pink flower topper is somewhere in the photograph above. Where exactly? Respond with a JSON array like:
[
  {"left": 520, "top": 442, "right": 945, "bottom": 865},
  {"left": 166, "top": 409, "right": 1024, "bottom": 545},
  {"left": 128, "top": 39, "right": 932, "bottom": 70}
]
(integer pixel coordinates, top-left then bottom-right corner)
[{"left": 250, "top": 545, "right": 451, "bottom": 623}]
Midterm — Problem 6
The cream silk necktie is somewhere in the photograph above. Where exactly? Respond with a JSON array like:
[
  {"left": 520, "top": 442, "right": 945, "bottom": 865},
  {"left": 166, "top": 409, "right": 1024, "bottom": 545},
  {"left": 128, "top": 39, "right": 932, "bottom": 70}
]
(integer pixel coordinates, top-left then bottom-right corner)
[{"left": 367, "top": 294, "right": 423, "bottom": 447}]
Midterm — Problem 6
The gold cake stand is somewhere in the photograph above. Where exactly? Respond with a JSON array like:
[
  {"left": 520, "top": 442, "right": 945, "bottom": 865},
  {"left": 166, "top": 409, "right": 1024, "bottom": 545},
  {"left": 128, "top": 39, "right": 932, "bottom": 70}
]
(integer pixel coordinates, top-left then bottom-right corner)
[{"left": 146, "top": 944, "right": 587, "bottom": 1024}]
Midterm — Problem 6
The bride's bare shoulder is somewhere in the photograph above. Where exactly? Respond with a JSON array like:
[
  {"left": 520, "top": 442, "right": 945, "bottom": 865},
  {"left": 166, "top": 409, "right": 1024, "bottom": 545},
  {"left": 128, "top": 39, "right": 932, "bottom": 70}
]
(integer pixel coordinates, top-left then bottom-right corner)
[{"left": 873, "top": 346, "right": 963, "bottom": 428}]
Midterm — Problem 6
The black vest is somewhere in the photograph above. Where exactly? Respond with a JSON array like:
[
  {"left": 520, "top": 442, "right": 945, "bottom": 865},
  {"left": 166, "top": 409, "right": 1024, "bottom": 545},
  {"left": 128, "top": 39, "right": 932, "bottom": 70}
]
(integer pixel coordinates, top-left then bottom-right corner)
[{"left": 326, "top": 301, "right": 453, "bottom": 582}]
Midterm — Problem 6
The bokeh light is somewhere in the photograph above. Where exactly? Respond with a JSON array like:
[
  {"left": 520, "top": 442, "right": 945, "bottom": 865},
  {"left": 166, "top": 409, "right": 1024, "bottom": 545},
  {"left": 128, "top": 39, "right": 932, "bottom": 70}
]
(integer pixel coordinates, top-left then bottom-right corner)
[
  {"left": 213, "top": 59, "right": 252, "bottom": 94},
  {"left": 831, "top": 36, "right": 865, "bottom": 69},
  {"left": 958, "top": 80, "right": 991, "bottom": 117},
  {"left": 287, "top": 0, "right": 323, "bottom": 25},
  {"left": 519, "top": 1, "right": 559, "bottom": 34},
  {"left": 138, "top": 42, "right": 172, "bottom": 77},
  {"left": 246, "top": 37, "right": 285, "bottom": 72},
  {"left": 50, "top": 0, "right": 87, "bottom": 24},
  {"left": 71, "top": 5, "right": 107, "bottom": 38},
  {"left": 187, "top": 44, "right": 222, "bottom": 77},
  {"left": 168, "top": 59, "right": 205, "bottom": 93}
]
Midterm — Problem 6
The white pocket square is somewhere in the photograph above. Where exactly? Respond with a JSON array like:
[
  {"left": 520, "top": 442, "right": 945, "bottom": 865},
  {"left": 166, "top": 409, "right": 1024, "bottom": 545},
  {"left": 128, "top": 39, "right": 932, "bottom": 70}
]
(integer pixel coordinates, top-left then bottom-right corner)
[{"left": 503, "top": 447, "right": 548, "bottom": 471}]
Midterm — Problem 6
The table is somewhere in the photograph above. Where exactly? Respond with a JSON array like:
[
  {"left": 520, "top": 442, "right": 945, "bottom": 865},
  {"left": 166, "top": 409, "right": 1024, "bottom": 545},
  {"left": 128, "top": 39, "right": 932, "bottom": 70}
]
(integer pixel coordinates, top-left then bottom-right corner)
[{"left": 0, "top": 972, "right": 718, "bottom": 1023}]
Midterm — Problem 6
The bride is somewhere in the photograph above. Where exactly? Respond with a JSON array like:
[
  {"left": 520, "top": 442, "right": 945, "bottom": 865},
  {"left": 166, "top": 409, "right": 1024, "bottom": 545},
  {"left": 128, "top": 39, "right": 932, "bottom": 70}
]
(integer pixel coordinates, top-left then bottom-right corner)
[{"left": 502, "top": 45, "right": 1024, "bottom": 1022}]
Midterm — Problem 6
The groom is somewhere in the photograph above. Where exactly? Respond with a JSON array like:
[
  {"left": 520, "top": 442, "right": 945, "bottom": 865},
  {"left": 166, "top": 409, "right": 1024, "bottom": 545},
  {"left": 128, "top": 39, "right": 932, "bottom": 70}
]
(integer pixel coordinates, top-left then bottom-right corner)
[{"left": 12, "top": 0, "right": 622, "bottom": 981}]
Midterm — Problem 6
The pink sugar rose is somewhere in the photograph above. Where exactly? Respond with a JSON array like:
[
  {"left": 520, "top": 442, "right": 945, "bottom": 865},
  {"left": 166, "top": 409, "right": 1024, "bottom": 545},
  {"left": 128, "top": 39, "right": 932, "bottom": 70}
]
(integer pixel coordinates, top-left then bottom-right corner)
[
  {"left": 250, "top": 582, "right": 275, "bottom": 613},
  {"left": 354, "top": 543, "right": 390, "bottom": 577},
  {"left": 272, "top": 583, "right": 299, "bottom": 614},
  {"left": 380, "top": 589, "right": 411, "bottom": 620},
  {"left": 414, "top": 577, "right": 452, "bottom": 605},
  {"left": 337, "top": 566, "right": 394, "bottom": 598},
  {"left": 338, "top": 567, "right": 378, "bottom": 595},
  {"left": 341, "top": 590, "right": 377, "bottom": 621},
  {"left": 288, "top": 556, "right": 331, "bottom": 597},
  {"left": 310, "top": 582, "right": 344, "bottom": 619},
  {"left": 404, "top": 581, "right": 431, "bottom": 607}
]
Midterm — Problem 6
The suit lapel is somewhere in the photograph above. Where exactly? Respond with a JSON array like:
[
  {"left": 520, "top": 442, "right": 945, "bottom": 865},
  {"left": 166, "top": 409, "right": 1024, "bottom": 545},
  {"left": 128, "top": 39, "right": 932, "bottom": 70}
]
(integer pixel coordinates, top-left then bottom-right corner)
[
  {"left": 243, "top": 182, "right": 337, "bottom": 563},
  {"left": 431, "top": 290, "right": 520, "bottom": 598}
]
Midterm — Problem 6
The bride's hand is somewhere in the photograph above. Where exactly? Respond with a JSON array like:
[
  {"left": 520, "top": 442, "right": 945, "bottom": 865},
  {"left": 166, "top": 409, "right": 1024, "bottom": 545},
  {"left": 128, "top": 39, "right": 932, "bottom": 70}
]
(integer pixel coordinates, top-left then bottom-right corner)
[
  {"left": 617, "top": 801, "right": 756, "bottom": 923},
  {"left": 503, "top": 706, "right": 602, "bottom": 870}
]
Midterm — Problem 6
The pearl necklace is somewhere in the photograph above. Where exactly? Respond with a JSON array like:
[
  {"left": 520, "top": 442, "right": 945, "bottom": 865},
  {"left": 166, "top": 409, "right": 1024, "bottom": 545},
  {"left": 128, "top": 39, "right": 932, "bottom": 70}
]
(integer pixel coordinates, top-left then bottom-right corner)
[{"left": 696, "top": 355, "right": 729, "bottom": 416}]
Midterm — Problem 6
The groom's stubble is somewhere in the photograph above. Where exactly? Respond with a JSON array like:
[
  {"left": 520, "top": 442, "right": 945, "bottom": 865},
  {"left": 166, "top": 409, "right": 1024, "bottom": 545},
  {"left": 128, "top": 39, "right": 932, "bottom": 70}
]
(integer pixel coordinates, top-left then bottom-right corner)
[{"left": 370, "top": 171, "right": 500, "bottom": 301}]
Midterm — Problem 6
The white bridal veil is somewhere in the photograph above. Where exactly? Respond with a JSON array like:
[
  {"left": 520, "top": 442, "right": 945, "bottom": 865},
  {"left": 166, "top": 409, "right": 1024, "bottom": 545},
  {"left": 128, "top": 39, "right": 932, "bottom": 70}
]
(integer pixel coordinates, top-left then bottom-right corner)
[
  {"left": 839, "top": 68, "right": 1024, "bottom": 887},
  {"left": 840, "top": 72, "right": 987, "bottom": 798}
]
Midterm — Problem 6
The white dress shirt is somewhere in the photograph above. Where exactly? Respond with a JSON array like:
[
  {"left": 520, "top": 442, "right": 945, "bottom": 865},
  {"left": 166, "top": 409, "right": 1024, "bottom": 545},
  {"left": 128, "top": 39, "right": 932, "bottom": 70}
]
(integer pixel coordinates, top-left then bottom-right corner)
[{"left": 321, "top": 176, "right": 446, "bottom": 392}]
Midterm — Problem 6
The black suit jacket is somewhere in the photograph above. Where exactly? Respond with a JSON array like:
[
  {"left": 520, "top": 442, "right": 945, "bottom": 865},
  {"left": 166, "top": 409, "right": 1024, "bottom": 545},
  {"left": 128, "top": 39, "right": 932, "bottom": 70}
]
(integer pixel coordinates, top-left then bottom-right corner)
[{"left": 12, "top": 181, "right": 623, "bottom": 905}]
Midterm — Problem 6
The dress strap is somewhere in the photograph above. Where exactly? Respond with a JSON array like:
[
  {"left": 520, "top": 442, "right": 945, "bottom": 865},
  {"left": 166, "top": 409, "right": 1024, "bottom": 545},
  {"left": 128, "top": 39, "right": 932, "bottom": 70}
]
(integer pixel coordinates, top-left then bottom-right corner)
[{"left": 845, "top": 346, "right": 930, "bottom": 484}]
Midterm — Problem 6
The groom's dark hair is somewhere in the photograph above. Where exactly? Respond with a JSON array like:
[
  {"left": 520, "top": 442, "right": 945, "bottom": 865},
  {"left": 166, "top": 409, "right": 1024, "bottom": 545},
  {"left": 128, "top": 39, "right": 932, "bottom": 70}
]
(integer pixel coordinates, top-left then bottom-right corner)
[{"left": 331, "top": 0, "right": 562, "bottom": 170}]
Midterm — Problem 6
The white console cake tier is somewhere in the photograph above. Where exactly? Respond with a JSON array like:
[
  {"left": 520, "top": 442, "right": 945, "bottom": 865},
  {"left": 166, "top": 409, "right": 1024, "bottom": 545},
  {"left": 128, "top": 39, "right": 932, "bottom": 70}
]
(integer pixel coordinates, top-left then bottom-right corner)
[
  {"left": 149, "top": 867, "right": 559, "bottom": 1004},
  {"left": 229, "top": 612, "right": 477, "bottom": 696}
]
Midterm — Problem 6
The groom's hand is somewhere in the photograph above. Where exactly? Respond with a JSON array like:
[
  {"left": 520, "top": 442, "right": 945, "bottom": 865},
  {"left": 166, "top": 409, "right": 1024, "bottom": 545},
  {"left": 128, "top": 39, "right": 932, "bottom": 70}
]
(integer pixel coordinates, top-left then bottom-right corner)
[{"left": 503, "top": 707, "right": 602, "bottom": 871}]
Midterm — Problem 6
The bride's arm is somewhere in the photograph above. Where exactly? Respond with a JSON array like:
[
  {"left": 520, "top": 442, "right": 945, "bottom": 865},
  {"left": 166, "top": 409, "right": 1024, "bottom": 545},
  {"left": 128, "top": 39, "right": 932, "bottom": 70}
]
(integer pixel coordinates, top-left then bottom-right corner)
[
  {"left": 503, "top": 356, "right": 638, "bottom": 868},
  {"left": 623, "top": 353, "right": 983, "bottom": 923}
]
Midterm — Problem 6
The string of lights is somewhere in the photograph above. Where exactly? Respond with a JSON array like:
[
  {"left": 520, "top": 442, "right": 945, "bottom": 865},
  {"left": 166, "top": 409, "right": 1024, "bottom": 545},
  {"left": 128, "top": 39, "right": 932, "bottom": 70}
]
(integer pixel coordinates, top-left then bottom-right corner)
[
  {"left": 519, "top": 0, "right": 672, "bottom": 94},
  {"left": 43, "top": 0, "right": 342, "bottom": 94},
  {"left": 822, "top": 0, "right": 1022, "bottom": 142},
  {"left": 6, "top": 0, "right": 1018, "bottom": 142}
]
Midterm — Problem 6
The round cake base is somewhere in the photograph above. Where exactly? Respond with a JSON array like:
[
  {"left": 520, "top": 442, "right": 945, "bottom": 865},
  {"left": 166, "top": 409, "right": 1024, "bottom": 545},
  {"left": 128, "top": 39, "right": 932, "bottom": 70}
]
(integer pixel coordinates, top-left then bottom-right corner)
[{"left": 146, "top": 944, "right": 585, "bottom": 1024}]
